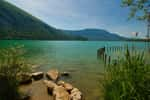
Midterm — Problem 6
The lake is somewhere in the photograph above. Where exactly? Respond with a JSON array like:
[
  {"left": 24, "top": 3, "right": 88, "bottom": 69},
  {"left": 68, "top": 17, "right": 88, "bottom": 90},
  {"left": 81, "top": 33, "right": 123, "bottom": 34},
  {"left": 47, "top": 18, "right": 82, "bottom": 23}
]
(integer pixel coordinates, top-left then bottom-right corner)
[{"left": 0, "top": 40, "right": 149, "bottom": 100}]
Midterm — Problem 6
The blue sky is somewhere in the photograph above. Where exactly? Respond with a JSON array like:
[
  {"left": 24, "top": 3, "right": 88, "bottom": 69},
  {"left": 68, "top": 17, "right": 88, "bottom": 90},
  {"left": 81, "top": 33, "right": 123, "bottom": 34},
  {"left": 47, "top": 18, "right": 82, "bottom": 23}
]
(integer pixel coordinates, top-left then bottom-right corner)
[{"left": 6, "top": 0, "right": 147, "bottom": 37}]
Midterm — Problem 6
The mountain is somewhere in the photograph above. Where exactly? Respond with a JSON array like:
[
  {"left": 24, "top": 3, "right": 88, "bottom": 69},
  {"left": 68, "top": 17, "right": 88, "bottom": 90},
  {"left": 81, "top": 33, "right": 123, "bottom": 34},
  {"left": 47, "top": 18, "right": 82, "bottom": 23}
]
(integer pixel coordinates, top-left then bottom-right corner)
[
  {"left": 64, "top": 29, "right": 126, "bottom": 41},
  {"left": 0, "top": 0, "right": 86, "bottom": 40}
]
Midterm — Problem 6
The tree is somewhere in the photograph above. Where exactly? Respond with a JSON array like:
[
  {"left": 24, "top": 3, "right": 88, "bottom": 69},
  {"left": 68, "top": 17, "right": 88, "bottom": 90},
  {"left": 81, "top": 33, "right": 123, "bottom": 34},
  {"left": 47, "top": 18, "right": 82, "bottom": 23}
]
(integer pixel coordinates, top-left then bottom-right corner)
[
  {"left": 122, "top": 0, "right": 150, "bottom": 39},
  {"left": 122, "top": 0, "right": 150, "bottom": 21}
]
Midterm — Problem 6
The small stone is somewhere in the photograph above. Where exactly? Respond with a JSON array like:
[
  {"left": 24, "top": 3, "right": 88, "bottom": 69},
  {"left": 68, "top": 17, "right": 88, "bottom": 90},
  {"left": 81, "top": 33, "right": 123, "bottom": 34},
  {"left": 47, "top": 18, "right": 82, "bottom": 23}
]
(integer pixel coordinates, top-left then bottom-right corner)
[
  {"left": 70, "top": 88, "right": 82, "bottom": 100},
  {"left": 57, "top": 80, "right": 65, "bottom": 86},
  {"left": 63, "top": 83, "right": 73, "bottom": 91},
  {"left": 46, "top": 69, "right": 59, "bottom": 81},
  {"left": 32, "top": 72, "right": 44, "bottom": 80},
  {"left": 20, "top": 90, "right": 31, "bottom": 100}
]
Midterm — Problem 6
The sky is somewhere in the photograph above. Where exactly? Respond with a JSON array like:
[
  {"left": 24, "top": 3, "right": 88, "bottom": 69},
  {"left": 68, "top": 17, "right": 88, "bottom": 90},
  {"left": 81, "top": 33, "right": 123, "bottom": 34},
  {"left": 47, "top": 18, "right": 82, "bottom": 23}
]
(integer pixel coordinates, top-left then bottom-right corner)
[{"left": 5, "top": 0, "right": 147, "bottom": 38}]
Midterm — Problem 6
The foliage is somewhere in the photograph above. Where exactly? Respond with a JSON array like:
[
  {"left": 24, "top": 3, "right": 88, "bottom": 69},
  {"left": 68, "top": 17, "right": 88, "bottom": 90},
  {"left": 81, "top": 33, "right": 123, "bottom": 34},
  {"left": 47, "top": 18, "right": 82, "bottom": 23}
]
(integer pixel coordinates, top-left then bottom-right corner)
[
  {"left": 0, "top": 0, "right": 86, "bottom": 40},
  {"left": 122, "top": 0, "right": 150, "bottom": 21},
  {"left": 104, "top": 48, "right": 150, "bottom": 100},
  {"left": 0, "top": 46, "right": 30, "bottom": 100}
]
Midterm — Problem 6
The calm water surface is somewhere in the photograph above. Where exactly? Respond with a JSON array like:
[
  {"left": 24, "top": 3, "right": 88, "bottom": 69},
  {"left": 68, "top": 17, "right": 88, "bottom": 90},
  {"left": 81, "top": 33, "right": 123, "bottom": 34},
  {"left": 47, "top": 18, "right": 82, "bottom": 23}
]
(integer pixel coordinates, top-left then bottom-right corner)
[{"left": 0, "top": 40, "right": 148, "bottom": 100}]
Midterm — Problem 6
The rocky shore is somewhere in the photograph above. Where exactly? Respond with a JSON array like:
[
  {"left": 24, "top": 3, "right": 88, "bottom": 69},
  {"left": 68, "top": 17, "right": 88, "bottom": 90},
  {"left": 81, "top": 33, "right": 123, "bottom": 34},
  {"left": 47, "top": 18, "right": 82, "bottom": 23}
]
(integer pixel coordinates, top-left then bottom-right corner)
[{"left": 19, "top": 69, "right": 82, "bottom": 100}]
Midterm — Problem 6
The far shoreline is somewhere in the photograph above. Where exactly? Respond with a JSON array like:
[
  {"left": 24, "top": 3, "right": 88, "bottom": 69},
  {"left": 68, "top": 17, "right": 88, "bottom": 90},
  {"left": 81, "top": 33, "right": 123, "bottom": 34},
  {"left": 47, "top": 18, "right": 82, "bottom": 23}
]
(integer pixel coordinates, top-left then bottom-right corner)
[{"left": 0, "top": 39, "right": 150, "bottom": 42}]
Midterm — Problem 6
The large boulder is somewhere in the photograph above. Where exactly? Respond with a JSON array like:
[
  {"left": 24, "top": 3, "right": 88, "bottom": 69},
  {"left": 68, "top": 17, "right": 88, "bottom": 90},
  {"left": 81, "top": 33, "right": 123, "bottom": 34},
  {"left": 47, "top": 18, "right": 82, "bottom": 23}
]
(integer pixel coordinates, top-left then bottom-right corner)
[
  {"left": 43, "top": 80, "right": 57, "bottom": 95},
  {"left": 46, "top": 69, "right": 59, "bottom": 81},
  {"left": 32, "top": 72, "right": 44, "bottom": 80},
  {"left": 53, "top": 86, "right": 71, "bottom": 100},
  {"left": 18, "top": 73, "right": 32, "bottom": 84},
  {"left": 70, "top": 88, "right": 82, "bottom": 100}
]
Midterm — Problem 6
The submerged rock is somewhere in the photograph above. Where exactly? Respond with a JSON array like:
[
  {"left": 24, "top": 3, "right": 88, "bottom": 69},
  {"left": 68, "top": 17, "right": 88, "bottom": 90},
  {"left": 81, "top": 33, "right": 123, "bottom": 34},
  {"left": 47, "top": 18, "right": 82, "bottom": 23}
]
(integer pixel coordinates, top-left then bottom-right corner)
[
  {"left": 97, "top": 47, "right": 105, "bottom": 59},
  {"left": 53, "top": 86, "right": 71, "bottom": 100},
  {"left": 61, "top": 72, "right": 70, "bottom": 77},
  {"left": 46, "top": 69, "right": 59, "bottom": 81},
  {"left": 32, "top": 72, "right": 44, "bottom": 80},
  {"left": 70, "top": 88, "right": 82, "bottom": 100},
  {"left": 31, "top": 64, "right": 40, "bottom": 69}
]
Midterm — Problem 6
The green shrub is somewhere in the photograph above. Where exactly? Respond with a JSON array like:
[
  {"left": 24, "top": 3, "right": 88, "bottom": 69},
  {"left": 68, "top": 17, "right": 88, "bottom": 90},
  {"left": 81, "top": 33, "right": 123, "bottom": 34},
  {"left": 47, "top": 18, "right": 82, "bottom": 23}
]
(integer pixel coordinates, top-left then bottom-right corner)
[
  {"left": 104, "top": 48, "right": 150, "bottom": 100},
  {"left": 0, "top": 46, "right": 30, "bottom": 100}
]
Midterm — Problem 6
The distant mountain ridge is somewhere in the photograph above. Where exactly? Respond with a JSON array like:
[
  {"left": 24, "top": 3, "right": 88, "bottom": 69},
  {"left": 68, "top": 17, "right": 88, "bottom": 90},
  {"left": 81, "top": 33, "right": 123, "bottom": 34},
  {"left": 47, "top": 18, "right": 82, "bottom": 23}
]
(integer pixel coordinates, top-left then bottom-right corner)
[
  {"left": 0, "top": 0, "right": 86, "bottom": 40},
  {"left": 64, "top": 29, "right": 126, "bottom": 41},
  {"left": 0, "top": 0, "right": 126, "bottom": 41}
]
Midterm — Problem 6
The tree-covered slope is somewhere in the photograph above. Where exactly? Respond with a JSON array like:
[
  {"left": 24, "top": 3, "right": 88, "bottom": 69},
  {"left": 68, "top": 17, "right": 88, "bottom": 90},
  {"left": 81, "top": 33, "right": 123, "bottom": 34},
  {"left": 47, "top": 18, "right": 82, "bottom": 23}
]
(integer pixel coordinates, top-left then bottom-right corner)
[
  {"left": 0, "top": 0, "right": 86, "bottom": 40},
  {"left": 64, "top": 29, "right": 126, "bottom": 41}
]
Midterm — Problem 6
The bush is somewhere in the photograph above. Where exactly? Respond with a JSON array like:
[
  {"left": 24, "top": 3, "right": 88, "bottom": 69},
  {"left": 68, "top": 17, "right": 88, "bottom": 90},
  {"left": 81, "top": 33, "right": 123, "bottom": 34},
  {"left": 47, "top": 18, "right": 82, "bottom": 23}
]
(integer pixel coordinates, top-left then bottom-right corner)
[
  {"left": 104, "top": 48, "right": 150, "bottom": 100},
  {"left": 0, "top": 46, "right": 30, "bottom": 100}
]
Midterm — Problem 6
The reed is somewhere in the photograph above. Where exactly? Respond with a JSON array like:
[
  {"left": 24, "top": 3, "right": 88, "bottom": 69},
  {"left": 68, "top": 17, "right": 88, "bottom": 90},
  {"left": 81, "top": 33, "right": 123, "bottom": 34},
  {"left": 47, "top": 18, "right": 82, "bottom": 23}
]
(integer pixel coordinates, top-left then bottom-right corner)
[
  {"left": 0, "top": 46, "right": 30, "bottom": 100},
  {"left": 104, "top": 48, "right": 150, "bottom": 100}
]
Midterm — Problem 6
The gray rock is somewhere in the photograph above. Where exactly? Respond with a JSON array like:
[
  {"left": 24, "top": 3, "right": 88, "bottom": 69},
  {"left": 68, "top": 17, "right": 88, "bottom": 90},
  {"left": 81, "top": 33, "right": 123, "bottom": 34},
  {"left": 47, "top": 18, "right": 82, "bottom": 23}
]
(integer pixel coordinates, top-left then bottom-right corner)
[
  {"left": 46, "top": 69, "right": 59, "bottom": 81},
  {"left": 32, "top": 72, "right": 44, "bottom": 80}
]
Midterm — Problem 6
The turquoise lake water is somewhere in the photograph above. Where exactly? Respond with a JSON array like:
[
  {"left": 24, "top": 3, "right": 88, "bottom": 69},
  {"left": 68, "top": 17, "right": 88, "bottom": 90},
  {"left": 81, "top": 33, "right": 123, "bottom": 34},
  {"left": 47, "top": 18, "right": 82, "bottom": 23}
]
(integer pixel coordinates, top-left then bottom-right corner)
[{"left": 0, "top": 40, "right": 149, "bottom": 100}]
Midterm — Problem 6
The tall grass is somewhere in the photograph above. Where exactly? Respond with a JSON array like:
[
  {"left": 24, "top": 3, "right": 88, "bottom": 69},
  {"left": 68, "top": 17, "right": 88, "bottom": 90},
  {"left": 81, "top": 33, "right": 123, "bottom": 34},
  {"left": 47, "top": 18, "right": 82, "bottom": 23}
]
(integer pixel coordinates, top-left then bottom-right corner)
[
  {"left": 0, "top": 46, "right": 30, "bottom": 100},
  {"left": 104, "top": 48, "right": 150, "bottom": 100}
]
